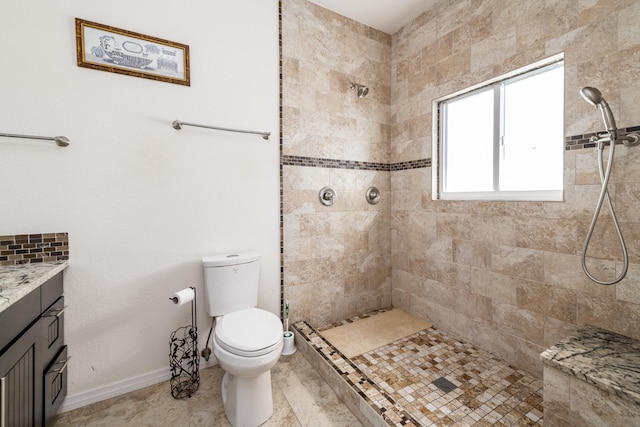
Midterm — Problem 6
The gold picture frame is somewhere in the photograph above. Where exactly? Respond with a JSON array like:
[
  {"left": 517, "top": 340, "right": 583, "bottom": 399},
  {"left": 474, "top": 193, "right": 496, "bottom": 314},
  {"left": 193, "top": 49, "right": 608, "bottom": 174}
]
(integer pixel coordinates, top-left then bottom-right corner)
[{"left": 75, "top": 18, "right": 190, "bottom": 86}]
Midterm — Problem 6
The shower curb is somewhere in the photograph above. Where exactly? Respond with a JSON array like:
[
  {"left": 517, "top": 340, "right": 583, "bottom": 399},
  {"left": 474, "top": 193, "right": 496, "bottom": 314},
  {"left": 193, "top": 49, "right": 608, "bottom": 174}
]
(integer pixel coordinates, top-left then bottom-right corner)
[{"left": 292, "top": 321, "right": 420, "bottom": 427}]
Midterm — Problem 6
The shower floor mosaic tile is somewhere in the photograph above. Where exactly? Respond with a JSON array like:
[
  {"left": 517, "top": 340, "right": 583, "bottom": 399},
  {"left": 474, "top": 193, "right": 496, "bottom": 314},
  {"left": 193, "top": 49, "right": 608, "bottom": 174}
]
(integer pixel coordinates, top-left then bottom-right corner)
[{"left": 294, "top": 310, "right": 543, "bottom": 426}]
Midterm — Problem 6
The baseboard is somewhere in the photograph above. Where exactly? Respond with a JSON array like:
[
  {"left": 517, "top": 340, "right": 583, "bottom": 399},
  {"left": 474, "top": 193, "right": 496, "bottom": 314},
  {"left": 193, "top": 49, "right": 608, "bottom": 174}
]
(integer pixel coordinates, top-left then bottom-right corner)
[
  {"left": 58, "top": 357, "right": 217, "bottom": 413},
  {"left": 57, "top": 367, "right": 170, "bottom": 413}
]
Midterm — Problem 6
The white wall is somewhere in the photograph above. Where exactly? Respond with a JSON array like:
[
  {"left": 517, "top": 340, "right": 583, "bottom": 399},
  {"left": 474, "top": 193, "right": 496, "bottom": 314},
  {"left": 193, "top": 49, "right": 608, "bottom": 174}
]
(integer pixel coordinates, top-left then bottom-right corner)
[{"left": 0, "top": 0, "right": 280, "bottom": 400}]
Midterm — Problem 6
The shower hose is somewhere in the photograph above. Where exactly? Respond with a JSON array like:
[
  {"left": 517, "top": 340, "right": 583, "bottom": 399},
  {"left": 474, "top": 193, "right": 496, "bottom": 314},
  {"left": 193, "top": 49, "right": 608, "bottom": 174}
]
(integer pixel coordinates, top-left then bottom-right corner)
[{"left": 581, "top": 136, "right": 629, "bottom": 285}]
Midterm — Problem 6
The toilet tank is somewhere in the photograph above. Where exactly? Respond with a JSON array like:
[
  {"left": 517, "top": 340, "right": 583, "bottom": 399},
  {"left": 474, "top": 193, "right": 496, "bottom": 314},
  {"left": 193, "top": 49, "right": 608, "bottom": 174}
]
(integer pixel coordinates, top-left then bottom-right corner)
[{"left": 202, "top": 252, "right": 261, "bottom": 316}]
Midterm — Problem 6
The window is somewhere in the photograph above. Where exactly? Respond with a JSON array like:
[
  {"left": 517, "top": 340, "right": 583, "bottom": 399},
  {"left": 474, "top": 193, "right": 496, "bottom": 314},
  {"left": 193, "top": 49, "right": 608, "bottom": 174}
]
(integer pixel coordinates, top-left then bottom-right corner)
[{"left": 433, "top": 55, "right": 564, "bottom": 201}]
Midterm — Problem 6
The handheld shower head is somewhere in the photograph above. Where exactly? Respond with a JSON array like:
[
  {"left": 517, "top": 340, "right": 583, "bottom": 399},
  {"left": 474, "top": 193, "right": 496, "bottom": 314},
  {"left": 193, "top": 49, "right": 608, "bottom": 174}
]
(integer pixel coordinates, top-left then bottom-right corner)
[
  {"left": 580, "top": 86, "right": 617, "bottom": 135},
  {"left": 580, "top": 86, "right": 603, "bottom": 106}
]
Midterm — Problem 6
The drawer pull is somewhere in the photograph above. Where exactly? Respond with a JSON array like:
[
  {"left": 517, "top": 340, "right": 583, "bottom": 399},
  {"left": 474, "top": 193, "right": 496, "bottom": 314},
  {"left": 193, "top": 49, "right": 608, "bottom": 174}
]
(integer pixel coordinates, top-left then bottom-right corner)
[
  {"left": 44, "top": 306, "right": 67, "bottom": 318},
  {"left": 53, "top": 356, "right": 71, "bottom": 374},
  {"left": 1, "top": 376, "right": 6, "bottom": 427}
]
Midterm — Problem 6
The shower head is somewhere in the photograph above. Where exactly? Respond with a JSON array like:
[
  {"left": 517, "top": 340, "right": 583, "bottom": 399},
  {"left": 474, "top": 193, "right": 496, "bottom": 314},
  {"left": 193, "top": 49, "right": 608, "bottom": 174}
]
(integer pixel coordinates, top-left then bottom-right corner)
[
  {"left": 350, "top": 82, "right": 369, "bottom": 98},
  {"left": 580, "top": 86, "right": 617, "bottom": 135},
  {"left": 580, "top": 86, "right": 603, "bottom": 106}
]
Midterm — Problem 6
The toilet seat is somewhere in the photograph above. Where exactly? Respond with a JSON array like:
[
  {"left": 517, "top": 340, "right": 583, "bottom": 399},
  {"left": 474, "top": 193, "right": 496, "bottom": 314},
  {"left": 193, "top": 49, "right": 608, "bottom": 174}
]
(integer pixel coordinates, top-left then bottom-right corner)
[{"left": 215, "top": 307, "right": 283, "bottom": 357}]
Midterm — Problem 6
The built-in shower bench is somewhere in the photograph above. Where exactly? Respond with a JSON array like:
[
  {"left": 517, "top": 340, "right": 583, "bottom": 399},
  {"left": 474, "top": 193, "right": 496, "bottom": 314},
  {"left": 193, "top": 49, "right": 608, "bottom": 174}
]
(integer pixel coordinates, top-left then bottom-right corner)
[{"left": 541, "top": 325, "right": 640, "bottom": 427}]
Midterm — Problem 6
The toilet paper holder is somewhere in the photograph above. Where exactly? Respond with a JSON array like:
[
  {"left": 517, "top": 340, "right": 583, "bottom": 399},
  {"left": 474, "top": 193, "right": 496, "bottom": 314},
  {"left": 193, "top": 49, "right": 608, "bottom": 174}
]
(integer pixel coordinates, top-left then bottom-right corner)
[{"left": 169, "top": 286, "right": 200, "bottom": 399}]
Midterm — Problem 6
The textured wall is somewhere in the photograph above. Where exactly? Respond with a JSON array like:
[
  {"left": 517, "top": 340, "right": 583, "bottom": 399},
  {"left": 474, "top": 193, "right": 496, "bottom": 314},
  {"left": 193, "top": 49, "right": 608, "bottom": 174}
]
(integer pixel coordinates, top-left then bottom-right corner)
[
  {"left": 281, "top": 0, "right": 392, "bottom": 327},
  {"left": 391, "top": 0, "right": 640, "bottom": 377},
  {"left": 1, "top": 0, "right": 280, "bottom": 397}
]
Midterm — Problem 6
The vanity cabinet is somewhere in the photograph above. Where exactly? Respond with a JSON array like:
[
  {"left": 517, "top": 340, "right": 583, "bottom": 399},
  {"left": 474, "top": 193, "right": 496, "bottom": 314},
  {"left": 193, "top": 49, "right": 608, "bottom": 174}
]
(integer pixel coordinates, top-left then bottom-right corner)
[{"left": 0, "top": 271, "right": 67, "bottom": 427}]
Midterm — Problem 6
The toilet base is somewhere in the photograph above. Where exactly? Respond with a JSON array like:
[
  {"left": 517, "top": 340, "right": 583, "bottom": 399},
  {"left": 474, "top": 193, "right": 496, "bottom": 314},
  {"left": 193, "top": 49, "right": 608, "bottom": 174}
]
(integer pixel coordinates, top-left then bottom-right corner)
[{"left": 221, "top": 370, "right": 273, "bottom": 427}]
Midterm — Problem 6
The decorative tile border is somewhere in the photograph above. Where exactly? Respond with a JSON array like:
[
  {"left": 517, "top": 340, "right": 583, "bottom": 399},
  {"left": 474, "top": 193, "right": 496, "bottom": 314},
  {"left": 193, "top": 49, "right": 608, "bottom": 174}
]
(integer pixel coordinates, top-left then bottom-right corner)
[
  {"left": 390, "top": 158, "right": 431, "bottom": 171},
  {"left": 279, "top": 0, "right": 285, "bottom": 322},
  {"left": 317, "top": 306, "right": 393, "bottom": 331},
  {"left": 565, "top": 125, "right": 640, "bottom": 150},
  {"left": 281, "top": 126, "right": 640, "bottom": 174},
  {"left": 0, "top": 233, "right": 69, "bottom": 266},
  {"left": 281, "top": 155, "right": 430, "bottom": 172},
  {"left": 282, "top": 155, "right": 391, "bottom": 171}
]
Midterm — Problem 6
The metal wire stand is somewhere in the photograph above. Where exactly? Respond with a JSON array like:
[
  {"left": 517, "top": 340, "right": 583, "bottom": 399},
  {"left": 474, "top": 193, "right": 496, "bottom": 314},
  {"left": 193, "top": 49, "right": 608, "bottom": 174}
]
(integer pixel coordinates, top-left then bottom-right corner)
[{"left": 169, "top": 287, "right": 199, "bottom": 398}]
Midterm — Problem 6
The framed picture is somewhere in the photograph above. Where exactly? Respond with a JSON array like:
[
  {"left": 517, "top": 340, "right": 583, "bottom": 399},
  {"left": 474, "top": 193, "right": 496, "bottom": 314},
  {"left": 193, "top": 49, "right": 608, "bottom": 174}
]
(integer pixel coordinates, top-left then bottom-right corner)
[{"left": 75, "top": 18, "right": 190, "bottom": 86}]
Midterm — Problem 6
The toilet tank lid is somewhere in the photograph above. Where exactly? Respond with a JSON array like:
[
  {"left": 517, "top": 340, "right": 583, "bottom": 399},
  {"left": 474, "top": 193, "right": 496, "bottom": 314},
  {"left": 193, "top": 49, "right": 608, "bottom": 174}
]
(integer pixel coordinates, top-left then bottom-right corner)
[{"left": 202, "top": 252, "right": 261, "bottom": 267}]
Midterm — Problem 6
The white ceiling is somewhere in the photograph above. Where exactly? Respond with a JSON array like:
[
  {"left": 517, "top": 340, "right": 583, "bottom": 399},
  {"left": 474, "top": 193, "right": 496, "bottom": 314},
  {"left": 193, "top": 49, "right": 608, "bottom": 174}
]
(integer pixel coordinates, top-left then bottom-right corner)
[{"left": 307, "top": 0, "right": 438, "bottom": 34}]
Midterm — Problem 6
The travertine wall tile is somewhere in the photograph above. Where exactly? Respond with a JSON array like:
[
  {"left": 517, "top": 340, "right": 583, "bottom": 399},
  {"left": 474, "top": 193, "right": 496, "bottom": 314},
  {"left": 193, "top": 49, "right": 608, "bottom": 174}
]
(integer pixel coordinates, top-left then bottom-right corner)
[
  {"left": 437, "top": 213, "right": 472, "bottom": 240},
  {"left": 470, "top": 214, "right": 517, "bottom": 245},
  {"left": 489, "top": 245, "right": 545, "bottom": 282},
  {"left": 281, "top": 0, "right": 640, "bottom": 386},
  {"left": 284, "top": 257, "right": 340, "bottom": 287},
  {"left": 516, "top": 283, "right": 577, "bottom": 324},
  {"left": 452, "top": 239, "right": 488, "bottom": 269},
  {"left": 543, "top": 317, "right": 579, "bottom": 348},
  {"left": 543, "top": 366, "right": 574, "bottom": 427},
  {"left": 544, "top": 365, "right": 640, "bottom": 427},
  {"left": 469, "top": 269, "right": 518, "bottom": 306},
  {"left": 436, "top": 261, "right": 472, "bottom": 289},
  {"left": 491, "top": 301, "right": 545, "bottom": 346},
  {"left": 543, "top": 251, "right": 617, "bottom": 298},
  {"left": 281, "top": 0, "right": 392, "bottom": 328},
  {"left": 282, "top": 0, "right": 391, "bottom": 164},
  {"left": 515, "top": 217, "right": 580, "bottom": 254},
  {"left": 470, "top": 29, "right": 517, "bottom": 72},
  {"left": 616, "top": 263, "right": 640, "bottom": 305}
]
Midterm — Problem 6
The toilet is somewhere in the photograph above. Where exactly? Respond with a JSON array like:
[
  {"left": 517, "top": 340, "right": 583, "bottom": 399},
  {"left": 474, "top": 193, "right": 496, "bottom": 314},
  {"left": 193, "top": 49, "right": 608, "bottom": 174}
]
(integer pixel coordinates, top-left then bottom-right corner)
[{"left": 202, "top": 252, "right": 283, "bottom": 427}]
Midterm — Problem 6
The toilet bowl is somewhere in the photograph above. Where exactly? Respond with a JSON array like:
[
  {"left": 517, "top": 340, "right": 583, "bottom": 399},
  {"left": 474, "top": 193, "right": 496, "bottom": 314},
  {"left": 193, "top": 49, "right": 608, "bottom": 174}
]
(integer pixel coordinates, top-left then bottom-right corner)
[
  {"left": 202, "top": 253, "right": 283, "bottom": 427},
  {"left": 213, "top": 307, "right": 283, "bottom": 427}
]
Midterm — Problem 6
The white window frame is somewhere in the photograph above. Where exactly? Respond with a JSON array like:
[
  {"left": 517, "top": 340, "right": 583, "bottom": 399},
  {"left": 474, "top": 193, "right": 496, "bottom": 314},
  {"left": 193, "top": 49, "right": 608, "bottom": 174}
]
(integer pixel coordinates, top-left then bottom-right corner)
[{"left": 432, "top": 53, "right": 564, "bottom": 201}]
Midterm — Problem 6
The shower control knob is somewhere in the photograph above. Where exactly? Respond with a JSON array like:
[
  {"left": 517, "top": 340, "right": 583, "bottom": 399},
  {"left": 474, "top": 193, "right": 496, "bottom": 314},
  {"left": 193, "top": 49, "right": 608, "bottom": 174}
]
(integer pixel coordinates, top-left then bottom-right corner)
[
  {"left": 319, "top": 187, "right": 336, "bottom": 206},
  {"left": 366, "top": 187, "right": 381, "bottom": 205}
]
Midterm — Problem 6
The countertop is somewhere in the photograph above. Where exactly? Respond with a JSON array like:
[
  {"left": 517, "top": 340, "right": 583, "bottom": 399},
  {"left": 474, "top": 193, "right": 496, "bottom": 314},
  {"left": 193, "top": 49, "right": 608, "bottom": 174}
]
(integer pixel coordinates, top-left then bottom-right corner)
[
  {"left": 0, "top": 261, "right": 69, "bottom": 315},
  {"left": 540, "top": 325, "right": 640, "bottom": 405}
]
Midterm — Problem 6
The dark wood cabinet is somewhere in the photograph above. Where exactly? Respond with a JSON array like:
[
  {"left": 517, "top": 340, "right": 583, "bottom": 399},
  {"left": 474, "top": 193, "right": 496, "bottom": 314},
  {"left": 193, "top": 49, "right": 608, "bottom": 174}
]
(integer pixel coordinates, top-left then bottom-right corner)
[
  {"left": 0, "top": 271, "right": 67, "bottom": 427},
  {"left": 0, "top": 315, "right": 43, "bottom": 426}
]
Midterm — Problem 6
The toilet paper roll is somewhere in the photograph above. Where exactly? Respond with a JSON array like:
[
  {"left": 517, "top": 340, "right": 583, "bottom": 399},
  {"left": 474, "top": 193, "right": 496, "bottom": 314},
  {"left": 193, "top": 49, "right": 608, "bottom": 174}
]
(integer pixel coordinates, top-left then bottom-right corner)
[{"left": 170, "top": 287, "right": 195, "bottom": 307}]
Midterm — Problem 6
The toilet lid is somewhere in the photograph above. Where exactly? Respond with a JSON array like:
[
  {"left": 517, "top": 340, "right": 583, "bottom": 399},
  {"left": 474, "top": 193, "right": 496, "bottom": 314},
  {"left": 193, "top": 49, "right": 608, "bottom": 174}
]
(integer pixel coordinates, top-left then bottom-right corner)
[{"left": 215, "top": 307, "right": 283, "bottom": 356}]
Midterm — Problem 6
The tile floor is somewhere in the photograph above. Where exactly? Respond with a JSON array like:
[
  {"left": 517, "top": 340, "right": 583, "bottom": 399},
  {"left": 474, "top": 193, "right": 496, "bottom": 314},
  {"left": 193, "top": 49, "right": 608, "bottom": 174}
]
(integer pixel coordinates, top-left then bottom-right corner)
[
  {"left": 353, "top": 329, "right": 543, "bottom": 426},
  {"left": 53, "top": 309, "right": 544, "bottom": 427},
  {"left": 52, "top": 350, "right": 362, "bottom": 426},
  {"left": 294, "top": 309, "right": 544, "bottom": 426}
]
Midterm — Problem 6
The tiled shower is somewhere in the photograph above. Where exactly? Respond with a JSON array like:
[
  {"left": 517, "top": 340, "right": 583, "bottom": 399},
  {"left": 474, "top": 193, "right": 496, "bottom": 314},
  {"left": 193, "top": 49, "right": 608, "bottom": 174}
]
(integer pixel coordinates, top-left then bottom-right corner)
[
  {"left": 281, "top": 0, "right": 393, "bottom": 326},
  {"left": 281, "top": 0, "right": 640, "bottom": 383}
]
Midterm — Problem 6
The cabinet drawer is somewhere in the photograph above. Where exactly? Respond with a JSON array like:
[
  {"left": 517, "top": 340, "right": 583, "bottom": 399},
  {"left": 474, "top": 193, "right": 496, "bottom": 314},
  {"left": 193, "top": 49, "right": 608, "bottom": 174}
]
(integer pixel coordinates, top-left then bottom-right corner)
[
  {"left": 42, "top": 296, "right": 65, "bottom": 370},
  {"left": 41, "top": 272, "right": 63, "bottom": 313},
  {"left": 44, "top": 346, "right": 68, "bottom": 427}
]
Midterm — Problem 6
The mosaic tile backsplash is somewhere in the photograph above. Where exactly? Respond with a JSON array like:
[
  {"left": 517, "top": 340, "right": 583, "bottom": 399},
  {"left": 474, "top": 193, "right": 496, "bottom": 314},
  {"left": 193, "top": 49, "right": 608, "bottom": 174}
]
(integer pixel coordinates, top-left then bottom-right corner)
[{"left": 0, "top": 233, "right": 69, "bottom": 266}]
